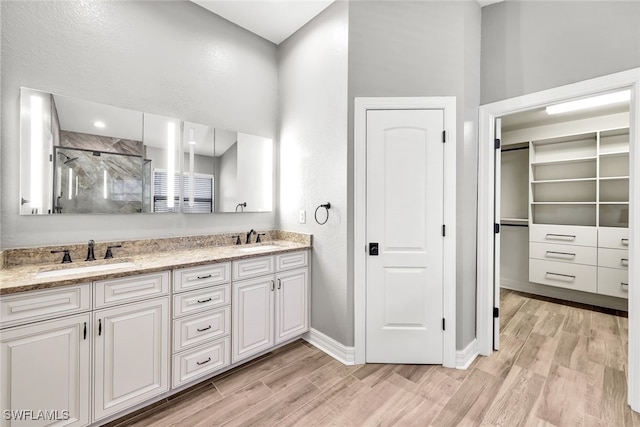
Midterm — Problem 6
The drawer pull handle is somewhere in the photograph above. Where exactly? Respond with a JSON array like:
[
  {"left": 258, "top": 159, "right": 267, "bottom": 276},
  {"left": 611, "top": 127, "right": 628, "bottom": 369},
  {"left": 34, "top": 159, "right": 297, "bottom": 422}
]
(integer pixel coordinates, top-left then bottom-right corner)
[
  {"left": 546, "top": 272, "right": 576, "bottom": 280},
  {"left": 83, "top": 322, "right": 87, "bottom": 340},
  {"left": 98, "top": 319, "right": 102, "bottom": 336},
  {"left": 197, "top": 357, "right": 211, "bottom": 366},
  {"left": 197, "top": 274, "right": 212, "bottom": 280},
  {"left": 545, "top": 251, "right": 576, "bottom": 259},
  {"left": 271, "top": 280, "right": 275, "bottom": 292},
  {"left": 546, "top": 233, "right": 576, "bottom": 241},
  {"left": 197, "top": 298, "right": 212, "bottom": 304},
  {"left": 621, "top": 282, "right": 629, "bottom": 290},
  {"left": 277, "top": 279, "right": 282, "bottom": 290},
  {"left": 622, "top": 258, "right": 629, "bottom": 266},
  {"left": 622, "top": 239, "right": 629, "bottom": 246},
  {"left": 197, "top": 325, "right": 212, "bottom": 332}
]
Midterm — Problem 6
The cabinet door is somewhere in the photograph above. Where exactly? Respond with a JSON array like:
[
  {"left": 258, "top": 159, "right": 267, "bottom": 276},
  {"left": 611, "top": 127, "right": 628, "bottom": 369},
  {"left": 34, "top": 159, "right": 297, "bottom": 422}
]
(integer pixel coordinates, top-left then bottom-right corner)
[
  {"left": 232, "top": 277, "right": 274, "bottom": 363},
  {"left": 1, "top": 314, "right": 90, "bottom": 427},
  {"left": 275, "top": 268, "right": 309, "bottom": 345},
  {"left": 93, "top": 298, "right": 169, "bottom": 421}
]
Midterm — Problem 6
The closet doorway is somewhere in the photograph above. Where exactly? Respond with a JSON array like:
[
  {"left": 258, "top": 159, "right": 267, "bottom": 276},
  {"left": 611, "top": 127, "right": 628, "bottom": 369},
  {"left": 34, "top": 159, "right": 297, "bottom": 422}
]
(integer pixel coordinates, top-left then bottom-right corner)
[{"left": 477, "top": 68, "right": 640, "bottom": 410}]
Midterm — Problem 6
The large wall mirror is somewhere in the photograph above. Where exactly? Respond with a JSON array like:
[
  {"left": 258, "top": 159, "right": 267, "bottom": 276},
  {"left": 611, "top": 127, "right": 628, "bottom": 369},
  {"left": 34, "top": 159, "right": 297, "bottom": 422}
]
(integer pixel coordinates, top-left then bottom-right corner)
[{"left": 19, "top": 88, "right": 273, "bottom": 215}]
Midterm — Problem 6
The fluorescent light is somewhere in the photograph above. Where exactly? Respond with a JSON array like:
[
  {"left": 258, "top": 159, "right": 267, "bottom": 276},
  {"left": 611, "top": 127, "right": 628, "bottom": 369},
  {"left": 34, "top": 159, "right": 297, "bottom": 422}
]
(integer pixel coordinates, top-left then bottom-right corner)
[
  {"left": 30, "top": 95, "right": 43, "bottom": 210},
  {"left": 546, "top": 90, "right": 630, "bottom": 115},
  {"left": 94, "top": 121, "right": 106, "bottom": 128},
  {"left": 167, "top": 122, "right": 176, "bottom": 209},
  {"left": 103, "top": 170, "right": 108, "bottom": 199},
  {"left": 188, "top": 128, "right": 196, "bottom": 145}
]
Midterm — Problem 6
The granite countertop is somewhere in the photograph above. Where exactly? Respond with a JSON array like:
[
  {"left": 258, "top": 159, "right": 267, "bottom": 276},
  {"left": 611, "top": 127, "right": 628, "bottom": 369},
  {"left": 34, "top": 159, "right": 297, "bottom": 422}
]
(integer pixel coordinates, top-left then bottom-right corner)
[{"left": 0, "top": 241, "right": 311, "bottom": 296}]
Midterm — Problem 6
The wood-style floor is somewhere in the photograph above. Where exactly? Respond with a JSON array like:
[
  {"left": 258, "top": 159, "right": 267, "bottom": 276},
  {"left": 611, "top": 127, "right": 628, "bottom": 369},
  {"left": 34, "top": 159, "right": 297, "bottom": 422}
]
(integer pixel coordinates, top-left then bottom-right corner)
[{"left": 108, "top": 290, "right": 634, "bottom": 426}]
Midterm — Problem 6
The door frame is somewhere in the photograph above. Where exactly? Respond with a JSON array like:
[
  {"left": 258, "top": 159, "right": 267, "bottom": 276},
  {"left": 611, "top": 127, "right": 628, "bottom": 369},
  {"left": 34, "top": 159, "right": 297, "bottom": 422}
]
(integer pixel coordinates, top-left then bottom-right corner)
[
  {"left": 476, "top": 68, "right": 640, "bottom": 409},
  {"left": 354, "top": 96, "right": 457, "bottom": 368}
]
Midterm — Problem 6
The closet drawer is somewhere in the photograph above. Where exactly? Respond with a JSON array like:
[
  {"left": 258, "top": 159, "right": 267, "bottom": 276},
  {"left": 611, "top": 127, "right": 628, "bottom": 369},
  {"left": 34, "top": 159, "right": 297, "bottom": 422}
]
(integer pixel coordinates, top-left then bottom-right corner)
[
  {"left": 530, "top": 224, "right": 596, "bottom": 247},
  {"left": 597, "top": 267, "right": 629, "bottom": 299},
  {"left": 174, "top": 263, "right": 230, "bottom": 293},
  {"left": 529, "top": 259, "right": 597, "bottom": 293},
  {"left": 599, "top": 227, "right": 629, "bottom": 250},
  {"left": 233, "top": 256, "right": 274, "bottom": 281},
  {"left": 172, "top": 336, "right": 230, "bottom": 388},
  {"left": 598, "top": 248, "right": 629, "bottom": 270},
  {"left": 276, "top": 251, "right": 308, "bottom": 272},
  {"left": 173, "top": 284, "right": 230, "bottom": 318},
  {"left": 173, "top": 306, "right": 230, "bottom": 352},
  {"left": 95, "top": 271, "right": 169, "bottom": 308},
  {"left": 529, "top": 242, "right": 596, "bottom": 266},
  {"left": 0, "top": 284, "right": 91, "bottom": 328}
]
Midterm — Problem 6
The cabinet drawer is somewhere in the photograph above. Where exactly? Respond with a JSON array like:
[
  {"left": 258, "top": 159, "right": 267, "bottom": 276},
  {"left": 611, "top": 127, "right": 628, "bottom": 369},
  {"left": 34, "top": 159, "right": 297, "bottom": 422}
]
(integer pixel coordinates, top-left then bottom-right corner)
[
  {"left": 172, "top": 336, "right": 230, "bottom": 388},
  {"left": 173, "top": 263, "right": 230, "bottom": 293},
  {"left": 529, "top": 242, "right": 596, "bottom": 266},
  {"left": 173, "top": 284, "right": 230, "bottom": 319},
  {"left": 276, "top": 251, "right": 308, "bottom": 271},
  {"left": 597, "top": 267, "right": 629, "bottom": 299},
  {"left": 233, "top": 256, "right": 274, "bottom": 281},
  {"left": 598, "top": 248, "right": 629, "bottom": 270},
  {"left": 95, "top": 271, "right": 169, "bottom": 308},
  {"left": 599, "top": 227, "right": 629, "bottom": 250},
  {"left": 0, "top": 284, "right": 91, "bottom": 328},
  {"left": 529, "top": 259, "right": 597, "bottom": 293},
  {"left": 173, "top": 306, "right": 230, "bottom": 352},
  {"left": 530, "top": 224, "right": 597, "bottom": 247}
]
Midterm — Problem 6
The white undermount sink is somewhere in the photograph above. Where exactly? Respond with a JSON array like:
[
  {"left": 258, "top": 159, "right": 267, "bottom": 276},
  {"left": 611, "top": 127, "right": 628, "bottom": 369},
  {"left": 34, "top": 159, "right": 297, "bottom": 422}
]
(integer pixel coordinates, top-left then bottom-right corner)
[
  {"left": 237, "top": 245, "right": 279, "bottom": 253},
  {"left": 35, "top": 262, "right": 136, "bottom": 279}
]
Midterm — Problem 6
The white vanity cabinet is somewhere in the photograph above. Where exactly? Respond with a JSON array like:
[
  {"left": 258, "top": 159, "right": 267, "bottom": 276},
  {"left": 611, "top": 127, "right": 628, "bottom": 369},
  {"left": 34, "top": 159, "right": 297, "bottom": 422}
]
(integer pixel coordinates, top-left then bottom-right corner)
[
  {"left": 0, "top": 313, "right": 91, "bottom": 427},
  {"left": 0, "top": 285, "right": 92, "bottom": 427},
  {"left": 171, "top": 263, "right": 231, "bottom": 388},
  {"left": 232, "top": 251, "right": 309, "bottom": 363}
]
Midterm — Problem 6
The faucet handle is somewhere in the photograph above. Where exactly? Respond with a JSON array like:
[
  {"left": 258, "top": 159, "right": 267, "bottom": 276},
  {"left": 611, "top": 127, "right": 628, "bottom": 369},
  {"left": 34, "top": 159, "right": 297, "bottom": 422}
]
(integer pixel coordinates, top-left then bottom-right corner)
[
  {"left": 104, "top": 245, "right": 122, "bottom": 259},
  {"left": 257, "top": 233, "right": 266, "bottom": 243},
  {"left": 232, "top": 235, "right": 241, "bottom": 245},
  {"left": 51, "top": 249, "right": 72, "bottom": 264}
]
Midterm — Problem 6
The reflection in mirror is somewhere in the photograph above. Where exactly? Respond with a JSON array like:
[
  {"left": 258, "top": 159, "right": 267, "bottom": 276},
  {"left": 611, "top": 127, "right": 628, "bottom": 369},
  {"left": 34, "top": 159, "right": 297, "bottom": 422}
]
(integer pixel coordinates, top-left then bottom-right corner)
[
  {"left": 20, "top": 87, "right": 147, "bottom": 214},
  {"left": 214, "top": 130, "right": 273, "bottom": 213},
  {"left": 182, "top": 123, "right": 215, "bottom": 213},
  {"left": 144, "top": 113, "right": 181, "bottom": 213}
]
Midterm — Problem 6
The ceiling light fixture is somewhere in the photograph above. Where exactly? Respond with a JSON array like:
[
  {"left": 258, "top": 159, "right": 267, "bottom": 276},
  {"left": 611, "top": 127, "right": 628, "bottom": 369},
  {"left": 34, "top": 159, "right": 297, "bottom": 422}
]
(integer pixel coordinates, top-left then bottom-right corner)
[
  {"left": 546, "top": 90, "right": 630, "bottom": 115},
  {"left": 94, "top": 121, "right": 106, "bottom": 128}
]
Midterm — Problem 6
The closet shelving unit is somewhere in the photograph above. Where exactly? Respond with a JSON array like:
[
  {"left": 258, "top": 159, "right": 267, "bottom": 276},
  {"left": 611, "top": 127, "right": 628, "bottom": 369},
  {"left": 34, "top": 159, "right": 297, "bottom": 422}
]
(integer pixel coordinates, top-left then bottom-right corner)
[{"left": 527, "top": 127, "right": 629, "bottom": 299}]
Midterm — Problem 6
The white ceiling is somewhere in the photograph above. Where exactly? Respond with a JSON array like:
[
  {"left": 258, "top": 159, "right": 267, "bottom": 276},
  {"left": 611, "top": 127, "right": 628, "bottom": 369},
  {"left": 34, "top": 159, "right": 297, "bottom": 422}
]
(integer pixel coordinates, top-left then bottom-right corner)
[{"left": 191, "top": 0, "right": 335, "bottom": 45}]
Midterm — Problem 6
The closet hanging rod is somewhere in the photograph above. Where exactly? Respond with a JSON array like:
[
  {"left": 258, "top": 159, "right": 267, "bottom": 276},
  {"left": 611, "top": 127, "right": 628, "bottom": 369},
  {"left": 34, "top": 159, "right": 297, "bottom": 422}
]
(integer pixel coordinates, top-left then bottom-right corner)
[
  {"left": 501, "top": 223, "right": 529, "bottom": 227},
  {"left": 502, "top": 146, "right": 530, "bottom": 153}
]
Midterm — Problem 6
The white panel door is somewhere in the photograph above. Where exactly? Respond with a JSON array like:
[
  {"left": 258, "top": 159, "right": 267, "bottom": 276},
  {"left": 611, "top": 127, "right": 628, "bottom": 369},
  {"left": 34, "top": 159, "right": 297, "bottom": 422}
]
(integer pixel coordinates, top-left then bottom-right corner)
[
  {"left": 275, "top": 268, "right": 309, "bottom": 344},
  {"left": 232, "top": 276, "right": 274, "bottom": 363},
  {"left": 0, "top": 314, "right": 90, "bottom": 427},
  {"left": 366, "top": 109, "right": 444, "bottom": 364},
  {"left": 93, "top": 298, "right": 169, "bottom": 421}
]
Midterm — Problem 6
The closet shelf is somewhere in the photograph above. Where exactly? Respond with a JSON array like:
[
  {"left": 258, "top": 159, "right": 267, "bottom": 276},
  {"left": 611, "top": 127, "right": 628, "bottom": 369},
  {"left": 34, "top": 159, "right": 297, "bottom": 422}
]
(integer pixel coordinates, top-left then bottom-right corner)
[
  {"left": 599, "top": 176, "right": 629, "bottom": 181},
  {"left": 501, "top": 217, "right": 528, "bottom": 225},
  {"left": 531, "top": 202, "right": 596, "bottom": 205},
  {"left": 600, "top": 201, "right": 629, "bottom": 205},
  {"left": 531, "top": 156, "right": 596, "bottom": 167},
  {"left": 531, "top": 178, "right": 596, "bottom": 184},
  {"left": 599, "top": 150, "right": 629, "bottom": 157}
]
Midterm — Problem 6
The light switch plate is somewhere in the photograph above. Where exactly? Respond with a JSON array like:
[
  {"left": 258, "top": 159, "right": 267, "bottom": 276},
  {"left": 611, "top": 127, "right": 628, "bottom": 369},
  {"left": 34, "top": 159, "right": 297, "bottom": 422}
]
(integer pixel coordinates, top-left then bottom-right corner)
[{"left": 299, "top": 210, "right": 306, "bottom": 224}]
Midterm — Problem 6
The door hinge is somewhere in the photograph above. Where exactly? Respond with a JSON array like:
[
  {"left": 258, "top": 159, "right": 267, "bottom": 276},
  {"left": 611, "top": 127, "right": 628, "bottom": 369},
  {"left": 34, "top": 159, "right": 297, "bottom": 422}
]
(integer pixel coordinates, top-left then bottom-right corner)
[
  {"left": 442, "top": 130, "right": 446, "bottom": 143},
  {"left": 494, "top": 223, "right": 500, "bottom": 234},
  {"left": 495, "top": 138, "right": 501, "bottom": 149},
  {"left": 493, "top": 307, "right": 500, "bottom": 318},
  {"left": 442, "top": 318, "right": 446, "bottom": 331},
  {"left": 442, "top": 224, "right": 446, "bottom": 237}
]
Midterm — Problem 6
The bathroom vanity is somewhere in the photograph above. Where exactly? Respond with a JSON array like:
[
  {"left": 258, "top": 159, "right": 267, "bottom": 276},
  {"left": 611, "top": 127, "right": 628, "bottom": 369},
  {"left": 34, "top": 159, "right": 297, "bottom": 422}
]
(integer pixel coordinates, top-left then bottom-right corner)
[{"left": 0, "top": 233, "right": 311, "bottom": 427}]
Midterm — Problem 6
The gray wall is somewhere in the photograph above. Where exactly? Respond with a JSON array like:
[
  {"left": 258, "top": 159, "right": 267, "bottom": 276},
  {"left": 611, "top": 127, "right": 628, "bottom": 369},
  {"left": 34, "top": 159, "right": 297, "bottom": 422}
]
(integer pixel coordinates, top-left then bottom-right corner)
[
  {"left": 277, "top": 2, "right": 350, "bottom": 344},
  {"left": 1, "top": 1, "right": 278, "bottom": 248},
  {"left": 347, "top": 1, "right": 481, "bottom": 350},
  {"left": 481, "top": 1, "right": 640, "bottom": 104}
]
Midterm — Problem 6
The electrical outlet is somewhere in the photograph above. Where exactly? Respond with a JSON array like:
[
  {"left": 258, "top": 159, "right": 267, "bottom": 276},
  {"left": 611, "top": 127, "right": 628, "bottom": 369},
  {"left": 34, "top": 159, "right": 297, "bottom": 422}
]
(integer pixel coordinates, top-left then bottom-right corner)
[{"left": 299, "top": 210, "right": 306, "bottom": 224}]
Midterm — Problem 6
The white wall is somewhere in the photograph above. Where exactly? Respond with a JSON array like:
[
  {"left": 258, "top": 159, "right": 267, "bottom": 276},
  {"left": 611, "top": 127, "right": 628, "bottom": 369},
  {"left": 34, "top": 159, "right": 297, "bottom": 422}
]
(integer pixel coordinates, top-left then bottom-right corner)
[
  {"left": 481, "top": 1, "right": 640, "bottom": 104},
  {"left": 277, "top": 2, "right": 350, "bottom": 344},
  {"left": 347, "top": 1, "right": 481, "bottom": 349},
  {"left": 1, "top": 1, "right": 278, "bottom": 248}
]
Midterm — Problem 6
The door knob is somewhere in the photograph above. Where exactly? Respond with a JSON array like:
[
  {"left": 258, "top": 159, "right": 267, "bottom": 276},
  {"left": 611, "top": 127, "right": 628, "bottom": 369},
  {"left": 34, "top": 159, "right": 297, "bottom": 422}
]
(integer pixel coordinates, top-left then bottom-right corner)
[{"left": 369, "top": 243, "right": 379, "bottom": 256}]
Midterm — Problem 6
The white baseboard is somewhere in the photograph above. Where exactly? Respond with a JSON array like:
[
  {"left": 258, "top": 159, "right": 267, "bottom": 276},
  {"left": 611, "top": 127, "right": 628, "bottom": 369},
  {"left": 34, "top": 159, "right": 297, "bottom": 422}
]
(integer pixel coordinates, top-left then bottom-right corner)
[
  {"left": 501, "top": 278, "right": 628, "bottom": 311},
  {"left": 303, "top": 328, "right": 356, "bottom": 365},
  {"left": 456, "top": 338, "right": 478, "bottom": 370}
]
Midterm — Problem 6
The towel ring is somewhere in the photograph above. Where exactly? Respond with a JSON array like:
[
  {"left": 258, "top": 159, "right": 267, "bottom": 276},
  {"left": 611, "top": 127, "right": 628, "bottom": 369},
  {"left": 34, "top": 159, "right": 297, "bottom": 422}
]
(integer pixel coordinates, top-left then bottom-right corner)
[{"left": 314, "top": 202, "right": 331, "bottom": 225}]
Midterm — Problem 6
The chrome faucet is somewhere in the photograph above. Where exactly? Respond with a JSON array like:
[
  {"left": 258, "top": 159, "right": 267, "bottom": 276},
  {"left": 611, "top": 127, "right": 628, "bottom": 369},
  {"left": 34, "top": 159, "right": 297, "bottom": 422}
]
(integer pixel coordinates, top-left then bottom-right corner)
[
  {"left": 246, "top": 229, "right": 256, "bottom": 244},
  {"left": 86, "top": 240, "right": 96, "bottom": 261}
]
